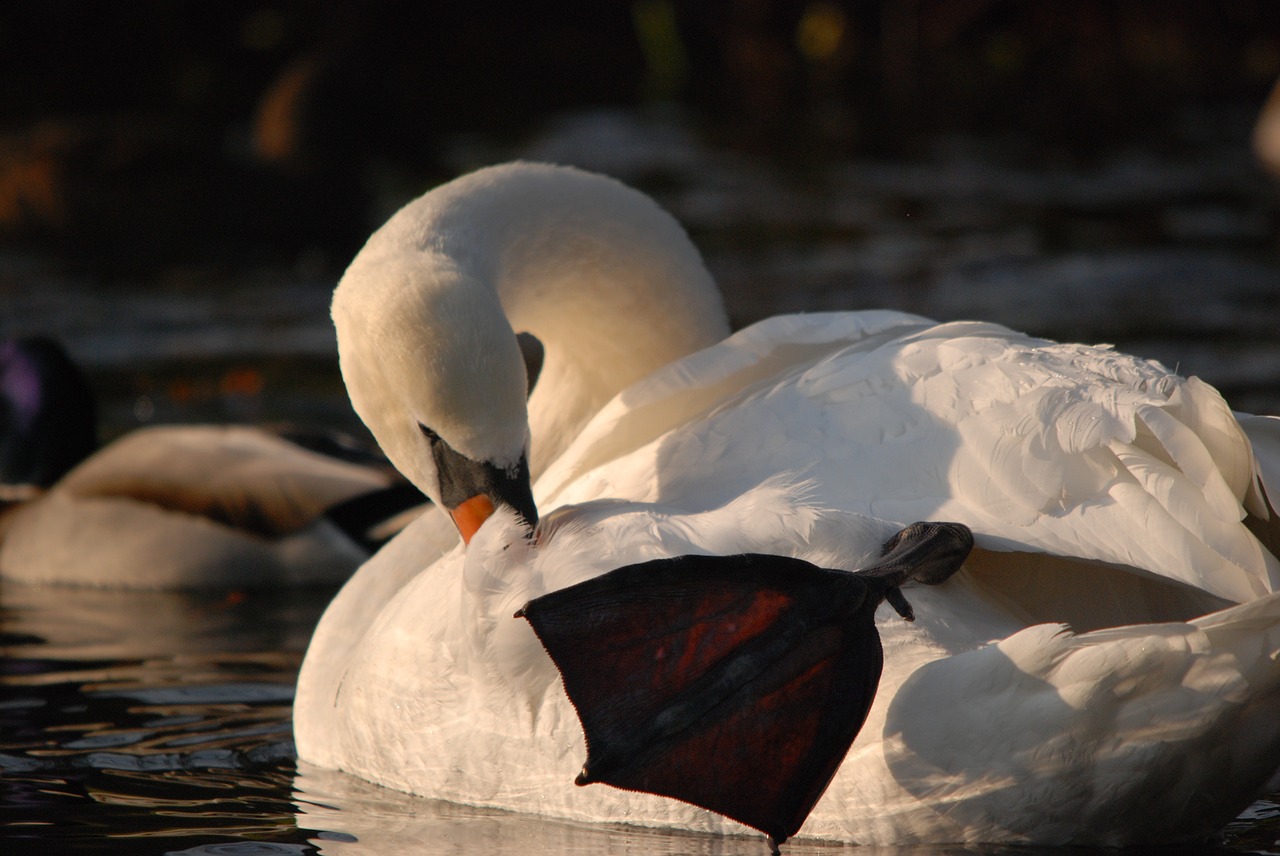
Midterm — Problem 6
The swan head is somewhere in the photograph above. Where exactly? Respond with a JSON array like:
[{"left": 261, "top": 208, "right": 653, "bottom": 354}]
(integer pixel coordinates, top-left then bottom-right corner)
[
  {"left": 331, "top": 160, "right": 729, "bottom": 547},
  {"left": 332, "top": 256, "right": 538, "bottom": 544}
]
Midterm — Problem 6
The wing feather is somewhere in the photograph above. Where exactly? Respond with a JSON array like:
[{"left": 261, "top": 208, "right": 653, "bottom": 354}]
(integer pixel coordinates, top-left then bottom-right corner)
[{"left": 541, "top": 314, "right": 1279, "bottom": 607}]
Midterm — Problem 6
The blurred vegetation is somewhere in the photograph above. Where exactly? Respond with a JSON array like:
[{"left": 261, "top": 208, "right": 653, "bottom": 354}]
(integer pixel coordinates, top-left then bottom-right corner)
[{"left": 0, "top": 1, "right": 1277, "bottom": 269}]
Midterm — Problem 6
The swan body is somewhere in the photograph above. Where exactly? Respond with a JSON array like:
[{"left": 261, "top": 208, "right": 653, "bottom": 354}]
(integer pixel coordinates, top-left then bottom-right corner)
[{"left": 295, "top": 162, "right": 1280, "bottom": 846}]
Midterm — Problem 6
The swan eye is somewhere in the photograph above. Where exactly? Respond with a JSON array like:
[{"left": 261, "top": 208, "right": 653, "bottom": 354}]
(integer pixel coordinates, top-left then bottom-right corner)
[
  {"left": 516, "top": 331, "right": 544, "bottom": 397},
  {"left": 418, "top": 423, "right": 441, "bottom": 445}
]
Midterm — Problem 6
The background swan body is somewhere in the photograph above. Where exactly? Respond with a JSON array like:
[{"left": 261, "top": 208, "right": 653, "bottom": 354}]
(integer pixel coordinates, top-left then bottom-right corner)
[
  {"left": 296, "top": 162, "right": 1280, "bottom": 846},
  {"left": 0, "top": 336, "right": 425, "bottom": 589},
  {"left": 0, "top": 423, "right": 419, "bottom": 589}
]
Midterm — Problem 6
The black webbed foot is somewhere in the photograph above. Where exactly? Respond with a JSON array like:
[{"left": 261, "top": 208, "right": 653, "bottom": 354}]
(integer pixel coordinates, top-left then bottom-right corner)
[{"left": 516, "top": 520, "right": 973, "bottom": 851}]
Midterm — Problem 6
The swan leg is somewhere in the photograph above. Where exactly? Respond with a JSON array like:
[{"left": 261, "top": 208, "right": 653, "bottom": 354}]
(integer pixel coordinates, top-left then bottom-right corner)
[
  {"left": 866, "top": 521, "right": 975, "bottom": 621},
  {"left": 883, "top": 586, "right": 916, "bottom": 621}
]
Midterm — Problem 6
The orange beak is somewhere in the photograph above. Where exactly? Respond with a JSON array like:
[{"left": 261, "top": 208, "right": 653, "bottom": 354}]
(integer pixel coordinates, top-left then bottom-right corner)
[{"left": 450, "top": 494, "right": 497, "bottom": 545}]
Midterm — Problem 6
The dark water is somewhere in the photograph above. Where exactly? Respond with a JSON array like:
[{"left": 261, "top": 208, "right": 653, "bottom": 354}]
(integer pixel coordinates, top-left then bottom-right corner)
[
  {"left": 0, "top": 584, "right": 312, "bottom": 854},
  {"left": 3, "top": 107, "right": 1279, "bottom": 441},
  {"left": 2, "top": 107, "right": 1280, "bottom": 852}
]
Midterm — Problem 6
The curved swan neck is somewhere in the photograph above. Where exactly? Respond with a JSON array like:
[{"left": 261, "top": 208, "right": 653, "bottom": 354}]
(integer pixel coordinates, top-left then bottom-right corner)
[{"left": 346, "top": 162, "right": 729, "bottom": 476}]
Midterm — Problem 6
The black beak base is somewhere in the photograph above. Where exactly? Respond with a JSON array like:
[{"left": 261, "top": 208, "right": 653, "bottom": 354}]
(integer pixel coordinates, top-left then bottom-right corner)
[{"left": 424, "top": 423, "right": 538, "bottom": 531}]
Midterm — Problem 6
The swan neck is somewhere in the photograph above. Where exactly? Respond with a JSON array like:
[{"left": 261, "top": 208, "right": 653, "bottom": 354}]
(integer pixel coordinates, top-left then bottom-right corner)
[{"left": 422, "top": 165, "right": 730, "bottom": 472}]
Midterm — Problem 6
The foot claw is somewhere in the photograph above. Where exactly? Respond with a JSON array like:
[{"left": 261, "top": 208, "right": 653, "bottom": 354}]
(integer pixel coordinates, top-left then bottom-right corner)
[{"left": 885, "top": 586, "right": 915, "bottom": 621}]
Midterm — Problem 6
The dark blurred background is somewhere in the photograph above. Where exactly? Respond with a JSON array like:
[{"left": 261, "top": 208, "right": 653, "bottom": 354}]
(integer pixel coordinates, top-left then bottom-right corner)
[{"left": 2, "top": 0, "right": 1279, "bottom": 438}]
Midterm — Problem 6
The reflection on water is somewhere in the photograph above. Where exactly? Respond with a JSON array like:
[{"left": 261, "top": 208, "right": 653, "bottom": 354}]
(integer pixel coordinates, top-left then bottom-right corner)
[
  {"left": 296, "top": 760, "right": 1279, "bottom": 856},
  {"left": 3, "top": 580, "right": 1280, "bottom": 855},
  {"left": 295, "top": 761, "right": 810, "bottom": 856},
  {"left": 0, "top": 583, "right": 317, "bottom": 854}
]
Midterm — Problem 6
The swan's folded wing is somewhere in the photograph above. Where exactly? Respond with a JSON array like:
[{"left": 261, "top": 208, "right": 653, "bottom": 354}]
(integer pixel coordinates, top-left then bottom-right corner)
[
  {"left": 545, "top": 314, "right": 1280, "bottom": 605},
  {"left": 537, "top": 311, "right": 934, "bottom": 502},
  {"left": 911, "top": 332, "right": 1280, "bottom": 602}
]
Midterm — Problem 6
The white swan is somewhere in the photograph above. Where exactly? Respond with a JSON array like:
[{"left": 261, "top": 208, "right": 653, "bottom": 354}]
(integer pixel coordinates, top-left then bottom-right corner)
[
  {"left": 294, "top": 161, "right": 1280, "bottom": 847},
  {"left": 0, "top": 338, "right": 424, "bottom": 589}
]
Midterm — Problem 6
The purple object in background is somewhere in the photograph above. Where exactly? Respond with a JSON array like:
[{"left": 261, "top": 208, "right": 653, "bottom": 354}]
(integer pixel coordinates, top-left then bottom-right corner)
[{"left": 0, "top": 337, "right": 97, "bottom": 487}]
